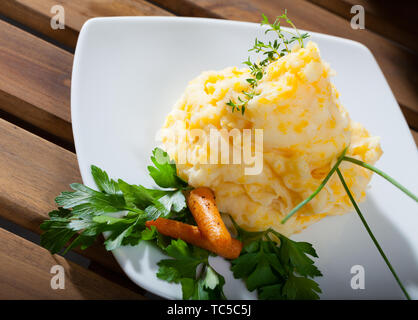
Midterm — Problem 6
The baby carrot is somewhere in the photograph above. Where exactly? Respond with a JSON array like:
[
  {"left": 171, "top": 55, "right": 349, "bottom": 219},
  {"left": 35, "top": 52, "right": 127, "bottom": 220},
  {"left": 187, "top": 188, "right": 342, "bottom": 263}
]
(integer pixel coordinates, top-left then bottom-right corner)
[
  {"left": 218, "top": 237, "right": 243, "bottom": 260},
  {"left": 186, "top": 187, "right": 232, "bottom": 248},
  {"left": 146, "top": 218, "right": 242, "bottom": 259},
  {"left": 146, "top": 218, "right": 203, "bottom": 247}
]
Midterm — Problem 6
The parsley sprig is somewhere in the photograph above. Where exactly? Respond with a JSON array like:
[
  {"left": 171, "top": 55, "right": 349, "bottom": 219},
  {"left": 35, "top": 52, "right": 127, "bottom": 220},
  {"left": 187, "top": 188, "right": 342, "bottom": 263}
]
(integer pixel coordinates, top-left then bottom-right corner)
[
  {"left": 157, "top": 239, "right": 226, "bottom": 300},
  {"left": 41, "top": 147, "right": 228, "bottom": 299},
  {"left": 40, "top": 148, "right": 189, "bottom": 253},
  {"left": 230, "top": 217, "right": 322, "bottom": 300},
  {"left": 227, "top": 11, "right": 310, "bottom": 115}
]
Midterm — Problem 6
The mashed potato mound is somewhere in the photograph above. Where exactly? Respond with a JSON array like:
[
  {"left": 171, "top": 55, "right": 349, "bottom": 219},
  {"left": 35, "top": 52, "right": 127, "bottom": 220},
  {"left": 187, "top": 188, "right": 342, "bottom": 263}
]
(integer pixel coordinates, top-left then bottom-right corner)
[{"left": 161, "top": 41, "right": 382, "bottom": 236}]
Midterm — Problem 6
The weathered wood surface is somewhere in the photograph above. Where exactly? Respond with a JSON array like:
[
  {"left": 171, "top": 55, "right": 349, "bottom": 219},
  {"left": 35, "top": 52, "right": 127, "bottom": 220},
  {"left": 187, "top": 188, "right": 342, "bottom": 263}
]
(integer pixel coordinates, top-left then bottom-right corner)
[
  {"left": 0, "top": 0, "right": 172, "bottom": 48},
  {"left": 0, "top": 19, "right": 73, "bottom": 144},
  {"left": 307, "top": 0, "right": 418, "bottom": 53},
  {"left": 0, "top": 227, "right": 144, "bottom": 299},
  {"left": 0, "top": 117, "right": 123, "bottom": 272}
]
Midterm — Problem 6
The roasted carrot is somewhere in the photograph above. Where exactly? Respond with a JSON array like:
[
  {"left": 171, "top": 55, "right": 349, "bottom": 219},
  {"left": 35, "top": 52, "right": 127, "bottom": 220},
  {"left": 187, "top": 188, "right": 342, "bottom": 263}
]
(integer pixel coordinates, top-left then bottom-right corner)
[
  {"left": 216, "top": 238, "right": 242, "bottom": 260},
  {"left": 186, "top": 187, "right": 232, "bottom": 248},
  {"left": 146, "top": 218, "right": 242, "bottom": 259},
  {"left": 146, "top": 218, "right": 204, "bottom": 248}
]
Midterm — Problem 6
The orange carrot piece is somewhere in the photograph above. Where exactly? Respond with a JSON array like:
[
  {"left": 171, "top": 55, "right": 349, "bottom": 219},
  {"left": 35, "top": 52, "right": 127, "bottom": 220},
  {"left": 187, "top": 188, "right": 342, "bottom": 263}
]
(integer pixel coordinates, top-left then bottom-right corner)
[
  {"left": 217, "top": 238, "right": 243, "bottom": 260},
  {"left": 186, "top": 187, "right": 232, "bottom": 248},
  {"left": 146, "top": 218, "right": 204, "bottom": 248},
  {"left": 146, "top": 218, "right": 242, "bottom": 259}
]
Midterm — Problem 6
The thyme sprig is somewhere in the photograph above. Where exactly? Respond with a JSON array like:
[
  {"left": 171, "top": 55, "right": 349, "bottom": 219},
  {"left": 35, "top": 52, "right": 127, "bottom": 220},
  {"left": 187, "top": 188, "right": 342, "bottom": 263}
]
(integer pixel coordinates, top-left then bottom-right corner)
[
  {"left": 261, "top": 11, "right": 310, "bottom": 54},
  {"left": 227, "top": 11, "right": 310, "bottom": 115}
]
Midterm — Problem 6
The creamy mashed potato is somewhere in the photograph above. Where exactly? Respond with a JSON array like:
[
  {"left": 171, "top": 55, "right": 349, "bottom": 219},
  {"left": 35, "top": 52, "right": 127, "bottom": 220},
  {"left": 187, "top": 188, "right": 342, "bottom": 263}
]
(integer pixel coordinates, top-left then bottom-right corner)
[{"left": 160, "top": 41, "right": 382, "bottom": 236}]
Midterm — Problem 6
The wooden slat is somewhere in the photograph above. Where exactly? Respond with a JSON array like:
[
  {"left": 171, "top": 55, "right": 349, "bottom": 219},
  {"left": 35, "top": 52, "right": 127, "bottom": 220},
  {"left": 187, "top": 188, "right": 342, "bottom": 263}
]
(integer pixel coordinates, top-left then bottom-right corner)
[
  {"left": 307, "top": 0, "right": 418, "bottom": 53},
  {"left": 0, "top": 227, "right": 143, "bottom": 299},
  {"left": 0, "top": 0, "right": 172, "bottom": 49},
  {"left": 0, "top": 19, "right": 73, "bottom": 144},
  {"left": 150, "top": 0, "right": 418, "bottom": 130},
  {"left": 0, "top": 117, "right": 123, "bottom": 272},
  {"left": 412, "top": 129, "right": 418, "bottom": 147},
  {"left": 0, "top": 1, "right": 171, "bottom": 145}
]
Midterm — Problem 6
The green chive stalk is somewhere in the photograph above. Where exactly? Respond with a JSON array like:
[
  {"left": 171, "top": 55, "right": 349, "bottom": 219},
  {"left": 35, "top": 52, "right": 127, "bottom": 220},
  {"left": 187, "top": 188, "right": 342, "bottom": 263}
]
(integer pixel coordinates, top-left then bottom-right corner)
[
  {"left": 343, "top": 156, "right": 417, "bottom": 202},
  {"left": 336, "top": 168, "right": 411, "bottom": 300},
  {"left": 281, "top": 147, "right": 348, "bottom": 224}
]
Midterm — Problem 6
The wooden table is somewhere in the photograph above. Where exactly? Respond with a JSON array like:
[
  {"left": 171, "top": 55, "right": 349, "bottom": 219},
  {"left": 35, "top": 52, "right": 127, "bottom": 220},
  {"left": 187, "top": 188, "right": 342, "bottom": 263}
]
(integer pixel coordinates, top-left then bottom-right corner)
[{"left": 0, "top": 0, "right": 416, "bottom": 299}]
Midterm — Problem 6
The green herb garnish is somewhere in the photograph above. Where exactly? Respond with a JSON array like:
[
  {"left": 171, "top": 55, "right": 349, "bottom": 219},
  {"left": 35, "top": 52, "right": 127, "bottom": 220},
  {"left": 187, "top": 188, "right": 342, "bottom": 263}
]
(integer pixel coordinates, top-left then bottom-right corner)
[
  {"left": 157, "top": 239, "right": 226, "bottom": 300},
  {"left": 40, "top": 147, "right": 227, "bottom": 299},
  {"left": 40, "top": 148, "right": 189, "bottom": 253},
  {"left": 281, "top": 149, "right": 417, "bottom": 300},
  {"left": 342, "top": 156, "right": 418, "bottom": 202},
  {"left": 230, "top": 217, "right": 322, "bottom": 300},
  {"left": 336, "top": 168, "right": 411, "bottom": 300},
  {"left": 281, "top": 147, "right": 348, "bottom": 223},
  {"left": 227, "top": 10, "right": 310, "bottom": 115}
]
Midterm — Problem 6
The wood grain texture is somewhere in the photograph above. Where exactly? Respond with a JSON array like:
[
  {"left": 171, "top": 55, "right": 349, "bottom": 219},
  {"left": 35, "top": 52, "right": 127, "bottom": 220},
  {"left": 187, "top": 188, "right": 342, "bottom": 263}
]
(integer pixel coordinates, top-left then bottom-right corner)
[
  {"left": 151, "top": 0, "right": 418, "bottom": 130},
  {"left": 0, "top": 0, "right": 172, "bottom": 49},
  {"left": 0, "top": 227, "right": 143, "bottom": 299},
  {"left": 0, "top": 117, "right": 123, "bottom": 272},
  {"left": 0, "top": 2, "right": 171, "bottom": 145},
  {"left": 0, "top": 19, "right": 73, "bottom": 144},
  {"left": 411, "top": 129, "right": 418, "bottom": 147},
  {"left": 307, "top": 0, "right": 418, "bottom": 53}
]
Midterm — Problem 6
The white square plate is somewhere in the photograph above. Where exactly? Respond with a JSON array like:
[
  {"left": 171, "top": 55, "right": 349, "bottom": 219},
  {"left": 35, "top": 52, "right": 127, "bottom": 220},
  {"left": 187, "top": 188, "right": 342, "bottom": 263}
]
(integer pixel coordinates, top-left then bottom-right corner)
[{"left": 71, "top": 17, "right": 418, "bottom": 299}]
